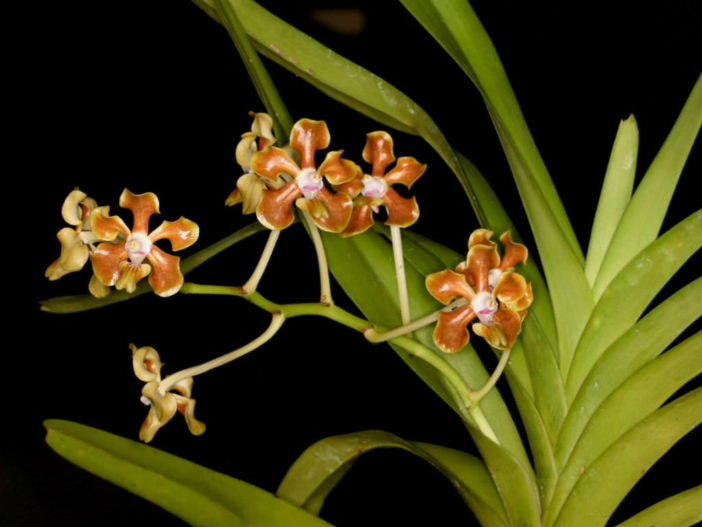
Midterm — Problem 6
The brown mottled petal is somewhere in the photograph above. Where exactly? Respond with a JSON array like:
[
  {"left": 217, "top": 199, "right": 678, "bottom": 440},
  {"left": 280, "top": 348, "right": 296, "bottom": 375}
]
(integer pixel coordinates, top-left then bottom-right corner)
[
  {"left": 433, "top": 305, "right": 476, "bottom": 353},
  {"left": 298, "top": 187, "right": 352, "bottom": 233},
  {"left": 251, "top": 146, "right": 300, "bottom": 181},
  {"left": 499, "top": 231, "right": 528, "bottom": 270},
  {"left": 45, "top": 228, "right": 90, "bottom": 280},
  {"left": 131, "top": 344, "right": 163, "bottom": 382},
  {"left": 362, "top": 131, "right": 395, "bottom": 176},
  {"left": 291, "top": 119, "right": 330, "bottom": 169},
  {"left": 88, "top": 273, "right": 111, "bottom": 298},
  {"left": 318, "top": 150, "right": 360, "bottom": 185},
  {"left": 146, "top": 245, "right": 183, "bottom": 297},
  {"left": 333, "top": 175, "right": 364, "bottom": 198},
  {"left": 468, "top": 229, "right": 495, "bottom": 248},
  {"left": 235, "top": 133, "right": 258, "bottom": 171},
  {"left": 466, "top": 244, "right": 498, "bottom": 293},
  {"left": 426, "top": 269, "right": 475, "bottom": 305},
  {"left": 91, "top": 206, "right": 130, "bottom": 241},
  {"left": 384, "top": 157, "right": 426, "bottom": 189},
  {"left": 508, "top": 281, "right": 533, "bottom": 312},
  {"left": 90, "top": 242, "right": 127, "bottom": 286},
  {"left": 150, "top": 217, "right": 199, "bottom": 251},
  {"left": 120, "top": 189, "right": 160, "bottom": 234},
  {"left": 140, "top": 382, "right": 178, "bottom": 443},
  {"left": 115, "top": 260, "right": 152, "bottom": 293},
  {"left": 61, "top": 189, "right": 89, "bottom": 225},
  {"left": 256, "top": 182, "right": 301, "bottom": 230},
  {"left": 383, "top": 188, "right": 419, "bottom": 228},
  {"left": 493, "top": 270, "right": 528, "bottom": 305},
  {"left": 340, "top": 202, "right": 374, "bottom": 238}
]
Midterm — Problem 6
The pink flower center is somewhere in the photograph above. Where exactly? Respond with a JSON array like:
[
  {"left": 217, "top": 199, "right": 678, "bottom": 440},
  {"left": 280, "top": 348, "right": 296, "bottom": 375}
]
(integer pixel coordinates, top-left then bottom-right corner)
[
  {"left": 471, "top": 291, "right": 498, "bottom": 325},
  {"left": 361, "top": 175, "right": 387, "bottom": 199},
  {"left": 125, "top": 233, "right": 152, "bottom": 265},
  {"left": 297, "top": 168, "right": 324, "bottom": 200}
]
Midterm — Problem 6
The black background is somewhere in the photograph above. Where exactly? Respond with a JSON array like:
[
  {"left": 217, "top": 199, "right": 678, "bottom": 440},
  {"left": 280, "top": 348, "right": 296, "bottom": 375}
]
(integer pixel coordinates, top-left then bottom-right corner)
[{"left": 9, "top": 0, "right": 701, "bottom": 525}]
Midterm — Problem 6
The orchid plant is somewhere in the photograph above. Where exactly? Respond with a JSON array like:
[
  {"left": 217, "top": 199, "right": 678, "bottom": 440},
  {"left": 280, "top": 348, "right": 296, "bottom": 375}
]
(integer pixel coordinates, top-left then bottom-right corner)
[{"left": 40, "top": 1, "right": 701, "bottom": 526}]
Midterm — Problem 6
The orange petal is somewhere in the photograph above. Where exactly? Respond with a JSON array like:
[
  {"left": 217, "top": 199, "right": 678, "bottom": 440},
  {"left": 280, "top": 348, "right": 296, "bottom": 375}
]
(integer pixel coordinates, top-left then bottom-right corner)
[
  {"left": 120, "top": 189, "right": 160, "bottom": 234},
  {"left": 468, "top": 229, "right": 495, "bottom": 249},
  {"left": 256, "top": 181, "right": 300, "bottom": 230},
  {"left": 466, "top": 244, "right": 498, "bottom": 293},
  {"left": 290, "top": 119, "right": 330, "bottom": 169},
  {"left": 296, "top": 187, "right": 352, "bottom": 233},
  {"left": 433, "top": 305, "right": 476, "bottom": 353},
  {"left": 251, "top": 146, "right": 300, "bottom": 181},
  {"left": 362, "top": 131, "right": 395, "bottom": 176},
  {"left": 455, "top": 260, "right": 477, "bottom": 288},
  {"left": 225, "top": 188, "right": 242, "bottom": 207},
  {"left": 493, "top": 270, "right": 528, "bottom": 305},
  {"left": 115, "top": 260, "right": 152, "bottom": 293},
  {"left": 340, "top": 202, "right": 374, "bottom": 237},
  {"left": 426, "top": 269, "right": 475, "bottom": 305},
  {"left": 383, "top": 188, "right": 419, "bottom": 228},
  {"left": 499, "top": 231, "right": 529, "bottom": 270},
  {"left": 147, "top": 245, "right": 183, "bottom": 297},
  {"left": 334, "top": 175, "right": 364, "bottom": 198},
  {"left": 90, "top": 242, "right": 127, "bottom": 286},
  {"left": 474, "top": 305, "right": 524, "bottom": 350},
  {"left": 318, "top": 150, "right": 360, "bottom": 185},
  {"left": 508, "top": 281, "right": 533, "bottom": 312},
  {"left": 91, "top": 206, "right": 130, "bottom": 241},
  {"left": 150, "top": 217, "right": 199, "bottom": 251},
  {"left": 384, "top": 157, "right": 426, "bottom": 189}
]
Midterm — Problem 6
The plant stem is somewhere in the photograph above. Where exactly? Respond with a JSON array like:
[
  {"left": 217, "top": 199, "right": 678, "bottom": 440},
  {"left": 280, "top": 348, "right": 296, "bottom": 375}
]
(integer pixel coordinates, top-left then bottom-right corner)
[
  {"left": 391, "top": 225, "right": 411, "bottom": 326},
  {"left": 301, "top": 210, "right": 333, "bottom": 305},
  {"left": 242, "top": 229, "right": 280, "bottom": 293},
  {"left": 469, "top": 347, "right": 511, "bottom": 403},
  {"left": 158, "top": 312, "right": 285, "bottom": 393}
]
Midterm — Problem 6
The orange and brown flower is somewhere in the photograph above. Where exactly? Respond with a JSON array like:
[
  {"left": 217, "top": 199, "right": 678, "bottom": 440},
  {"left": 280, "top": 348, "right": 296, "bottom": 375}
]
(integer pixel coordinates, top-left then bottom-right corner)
[
  {"left": 426, "top": 230, "right": 532, "bottom": 353},
  {"left": 334, "top": 131, "right": 426, "bottom": 237},
  {"left": 90, "top": 189, "right": 199, "bottom": 297},
  {"left": 131, "top": 344, "right": 205, "bottom": 443},
  {"left": 249, "top": 118, "right": 359, "bottom": 232}
]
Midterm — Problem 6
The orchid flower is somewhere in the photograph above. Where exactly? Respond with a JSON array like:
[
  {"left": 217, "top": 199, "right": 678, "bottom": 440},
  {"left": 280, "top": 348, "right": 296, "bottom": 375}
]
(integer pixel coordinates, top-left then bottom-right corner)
[
  {"left": 131, "top": 344, "right": 205, "bottom": 443},
  {"left": 90, "top": 189, "right": 199, "bottom": 297},
  {"left": 226, "top": 112, "right": 288, "bottom": 214},
  {"left": 426, "top": 230, "right": 532, "bottom": 352},
  {"left": 334, "top": 131, "right": 426, "bottom": 237},
  {"left": 249, "top": 118, "right": 359, "bottom": 232}
]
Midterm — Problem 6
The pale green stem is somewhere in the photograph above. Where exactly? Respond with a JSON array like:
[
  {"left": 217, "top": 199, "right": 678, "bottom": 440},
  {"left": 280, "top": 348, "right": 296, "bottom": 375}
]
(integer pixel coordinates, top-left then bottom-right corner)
[
  {"left": 469, "top": 347, "right": 511, "bottom": 404},
  {"left": 301, "top": 210, "right": 332, "bottom": 305},
  {"left": 158, "top": 312, "right": 285, "bottom": 393},
  {"left": 364, "top": 298, "right": 467, "bottom": 343},
  {"left": 469, "top": 406, "right": 500, "bottom": 443},
  {"left": 242, "top": 229, "right": 280, "bottom": 294},
  {"left": 391, "top": 225, "right": 411, "bottom": 327}
]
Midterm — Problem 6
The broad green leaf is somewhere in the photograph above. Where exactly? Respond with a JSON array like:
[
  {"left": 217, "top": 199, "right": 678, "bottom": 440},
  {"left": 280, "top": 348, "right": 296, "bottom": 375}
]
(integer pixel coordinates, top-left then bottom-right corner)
[
  {"left": 592, "top": 74, "right": 702, "bottom": 299},
  {"left": 44, "top": 419, "right": 331, "bottom": 527},
  {"left": 566, "top": 209, "right": 702, "bottom": 401},
  {"left": 614, "top": 485, "right": 702, "bottom": 527},
  {"left": 546, "top": 332, "right": 702, "bottom": 526},
  {"left": 551, "top": 387, "right": 702, "bottom": 527},
  {"left": 40, "top": 222, "right": 266, "bottom": 313},
  {"left": 194, "top": 0, "right": 488, "bottom": 225},
  {"left": 555, "top": 276, "right": 702, "bottom": 470},
  {"left": 584, "top": 115, "right": 638, "bottom": 285},
  {"left": 276, "top": 430, "right": 506, "bottom": 526},
  {"left": 399, "top": 0, "right": 583, "bottom": 262}
]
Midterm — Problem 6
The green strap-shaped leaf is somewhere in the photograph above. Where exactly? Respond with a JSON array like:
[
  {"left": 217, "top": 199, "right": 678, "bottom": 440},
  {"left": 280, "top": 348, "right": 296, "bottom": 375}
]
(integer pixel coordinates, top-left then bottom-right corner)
[
  {"left": 546, "top": 332, "right": 702, "bottom": 526},
  {"left": 195, "top": 0, "right": 488, "bottom": 225},
  {"left": 584, "top": 115, "right": 638, "bottom": 285},
  {"left": 592, "top": 74, "right": 702, "bottom": 299},
  {"left": 399, "top": 0, "right": 583, "bottom": 263},
  {"left": 614, "top": 485, "right": 702, "bottom": 527},
  {"left": 40, "top": 222, "right": 266, "bottom": 313},
  {"left": 551, "top": 387, "right": 702, "bottom": 527},
  {"left": 555, "top": 276, "right": 702, "bottom": 470},
  {"left": 276, "top": 430, "right": 507, "bottom": 526},
  {"left": 44, "top": 420, "right": 332, "bottom": 527},
  {"left": 566, "top": 209, "right": 702, "bottom": 401}
]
